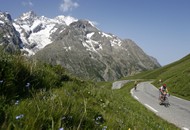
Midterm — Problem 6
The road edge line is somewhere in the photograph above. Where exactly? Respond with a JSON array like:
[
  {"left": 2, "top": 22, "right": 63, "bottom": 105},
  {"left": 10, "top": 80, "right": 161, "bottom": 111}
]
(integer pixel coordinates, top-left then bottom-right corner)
[
  {"left": 134, "top": 96, "right": 139, "bottom": 100},
  {"left": 145, "top": 104, "right": 158, "bottom": 113},
  {"left": 182, "top": 127, "right": 189, "bottom": 130}
]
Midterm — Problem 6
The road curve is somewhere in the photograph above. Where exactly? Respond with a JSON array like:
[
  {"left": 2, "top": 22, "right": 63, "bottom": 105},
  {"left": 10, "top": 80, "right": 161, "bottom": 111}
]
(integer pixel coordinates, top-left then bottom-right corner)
[
  {"left": 112, "top": 80, "right": 131, "bottom": 89},
  {"left": 131, "top": 82, "right": 190, "bottom": 130},
  {"left": 112, "top": 80, "right": 190, "bottom": 130}
]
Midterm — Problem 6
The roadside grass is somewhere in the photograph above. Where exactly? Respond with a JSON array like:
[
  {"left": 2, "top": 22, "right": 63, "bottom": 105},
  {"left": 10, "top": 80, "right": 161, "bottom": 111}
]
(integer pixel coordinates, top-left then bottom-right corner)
[
  {"left": 99, "top": 82, "right": 178, "bottom": 130},
  {"left": 1, "top": 81, "right": 179, "bottom": 130},
  {"left": 123, "top": 54, "right": 190, "bottom": 101}
]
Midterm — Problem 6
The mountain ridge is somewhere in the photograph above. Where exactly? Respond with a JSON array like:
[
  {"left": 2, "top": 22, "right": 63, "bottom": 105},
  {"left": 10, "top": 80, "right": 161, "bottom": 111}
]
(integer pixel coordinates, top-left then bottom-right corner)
[{"left": 0, "top": 11, "right": 161, "bottom": 81}]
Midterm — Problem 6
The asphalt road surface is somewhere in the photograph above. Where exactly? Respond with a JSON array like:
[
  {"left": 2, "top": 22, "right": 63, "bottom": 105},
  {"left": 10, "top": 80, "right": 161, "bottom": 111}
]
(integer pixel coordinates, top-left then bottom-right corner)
[{"left": 130, "top": 82, "right": 190, "bottom": 130}]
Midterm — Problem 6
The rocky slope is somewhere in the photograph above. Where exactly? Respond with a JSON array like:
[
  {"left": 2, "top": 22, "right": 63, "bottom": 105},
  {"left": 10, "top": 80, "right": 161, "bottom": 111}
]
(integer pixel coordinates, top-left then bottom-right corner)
[
  {"left": 0, "top": 11, "right": 161, "bottom": 81},
  {"left": 34, "top": 20, "right": 160, "bottom": 81},
  {"left": 0, "top": 12, "right": 23, "bottom": 53}
]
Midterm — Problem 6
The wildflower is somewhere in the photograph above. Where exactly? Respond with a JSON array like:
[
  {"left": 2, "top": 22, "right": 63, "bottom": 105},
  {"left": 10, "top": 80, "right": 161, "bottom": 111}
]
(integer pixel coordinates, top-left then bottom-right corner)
[
  {"left": 96, "top": 116, "right": 102, "bottom": 121},
  {"left": 102, "top": 126, "right": 107, "bottom": 130},
  {"left": 95, "top": 115, "right": 104, "bottom": 125},
  {"left": 25, "top": 83, "right": 30, "bottom": 88},
  {"left": 16, "top": 114, "right": 24, "bottom": 120},
  {"left": 61, "top": 116, "right": 66, "bottom": 120},
  {"left": 59, "top": 128, "right": 64, "bottom": 130},
  {"left": 61, "top": 115, "right": 72, "bottom": 121},
  {"left": 0, "top": 80, "right": 3, "bottom": 84},
  {"left": 15, "top": 100, "right": 19, "bottom": 105}
]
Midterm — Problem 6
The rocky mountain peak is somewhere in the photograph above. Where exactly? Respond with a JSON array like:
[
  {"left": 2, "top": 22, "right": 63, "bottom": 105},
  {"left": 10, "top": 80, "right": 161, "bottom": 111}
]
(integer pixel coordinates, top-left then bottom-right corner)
[
  {"left": 0, "top": 12, "right": 12, "bottom": 23},
  {"left": 70, "top": 20, "right": 98, "bottom": 32},
  {"left": 15, "top": 11, "right": 38, "bottom": 26},
  {"left": 0, "top": 11, "right": 23, "bottom": 52},
  {"left": 20, "top": 11, "right": 37, "bottom": 20},
  {"left": 54, "top": 15, "right": 77, "bottom": 26}
]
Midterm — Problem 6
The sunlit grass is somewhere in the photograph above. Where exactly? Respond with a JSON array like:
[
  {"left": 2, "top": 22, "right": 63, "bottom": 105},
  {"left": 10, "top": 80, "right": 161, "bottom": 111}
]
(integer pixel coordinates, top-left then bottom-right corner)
[
  {"left": 1, "top": 82, "right": 178, "bottom": 130},
  {"left": 0, "top": 48, "right": 179, "bottom": 129}
]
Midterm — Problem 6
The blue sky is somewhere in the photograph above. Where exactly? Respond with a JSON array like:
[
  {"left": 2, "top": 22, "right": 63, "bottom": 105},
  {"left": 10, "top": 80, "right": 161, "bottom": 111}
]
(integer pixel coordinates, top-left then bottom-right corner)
[{"left": 1, "top": 0, "right": 190, "bottom": 65}]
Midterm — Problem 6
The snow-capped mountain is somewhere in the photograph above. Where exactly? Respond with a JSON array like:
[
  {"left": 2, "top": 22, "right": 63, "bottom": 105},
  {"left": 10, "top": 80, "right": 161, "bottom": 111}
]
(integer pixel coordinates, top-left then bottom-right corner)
[
  {"left": 34, "top": 19, "right": 161, "bottom": 81},
  {"left": 0, "top": 11, "right": 161, "bottom": 81},
  {"left": 12, "top": 11, "right": 77, "bottom": 55}
]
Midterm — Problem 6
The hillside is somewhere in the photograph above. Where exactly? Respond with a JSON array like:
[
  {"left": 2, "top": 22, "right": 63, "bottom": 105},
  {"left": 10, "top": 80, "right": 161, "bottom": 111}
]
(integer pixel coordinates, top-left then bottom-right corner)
[
  {"left": 125, "top": 54, "right": 190, "bottom": 100},
  {"left": 0, "top": 49, "right": 177, "bottom": 129}
]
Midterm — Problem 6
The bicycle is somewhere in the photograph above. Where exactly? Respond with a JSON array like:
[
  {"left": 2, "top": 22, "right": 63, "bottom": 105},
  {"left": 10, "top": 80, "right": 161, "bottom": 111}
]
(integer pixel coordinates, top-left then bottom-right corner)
[{"left": 159, "top": 93, "right": 170, "bottom": 107}]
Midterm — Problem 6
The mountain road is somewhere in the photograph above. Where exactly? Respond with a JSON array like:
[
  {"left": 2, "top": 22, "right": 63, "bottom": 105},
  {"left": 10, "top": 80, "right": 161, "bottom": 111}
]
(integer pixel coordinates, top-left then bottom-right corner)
[{"left": 112, "top": 80, "right": 190, "bottom": 130}]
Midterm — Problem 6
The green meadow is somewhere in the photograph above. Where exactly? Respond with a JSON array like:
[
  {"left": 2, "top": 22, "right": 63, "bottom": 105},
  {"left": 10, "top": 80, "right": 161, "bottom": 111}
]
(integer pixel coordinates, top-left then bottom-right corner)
[{"left": 0, "top": 49, "right": 181, "bottom": 129}]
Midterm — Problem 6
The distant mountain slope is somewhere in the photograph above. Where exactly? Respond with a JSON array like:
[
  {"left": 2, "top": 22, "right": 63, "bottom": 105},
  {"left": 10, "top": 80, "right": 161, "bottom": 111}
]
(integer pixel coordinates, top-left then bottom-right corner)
[
  {"left": 156, "top": 54, "right": 190, "bottom": 100},
  {"left": 0, "top": 11, "right": 161, "bottom": 81},
  {"left": 34, "top": 19, "right": 160, "bottom": 81}
]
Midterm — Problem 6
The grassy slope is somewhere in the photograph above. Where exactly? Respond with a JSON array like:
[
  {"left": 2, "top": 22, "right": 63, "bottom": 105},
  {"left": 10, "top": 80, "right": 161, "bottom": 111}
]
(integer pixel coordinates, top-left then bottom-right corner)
[
  {"left": 125, "top": 54, "right": 190, "bottom": 100},
  {"left": 0, "top": 49, "right": 178, "bottom": 129}
]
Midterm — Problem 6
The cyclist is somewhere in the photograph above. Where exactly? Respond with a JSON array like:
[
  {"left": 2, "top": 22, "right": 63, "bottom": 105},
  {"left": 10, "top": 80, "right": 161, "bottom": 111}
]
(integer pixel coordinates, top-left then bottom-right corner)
[
  {"left": 159, "top": 84, "right": 169, "bottom": 103},
  {"left": 134, "top": 81, "right": 138, "bottom": 91}
]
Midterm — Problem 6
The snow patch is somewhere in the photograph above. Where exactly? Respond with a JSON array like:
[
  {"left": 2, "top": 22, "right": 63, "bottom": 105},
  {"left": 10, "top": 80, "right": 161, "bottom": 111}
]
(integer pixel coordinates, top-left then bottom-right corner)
[
  {"left": 64, "top": 16, "right": 77, "bottom": 25},
  {"left": 88, "top": 21, "right": 95, "bottom": 27},
  {"left": 21, "top": 47, "right": 35, "bottom": 56},
  {"left": 22, "top": 25, "right": 31, "bottom": 33},
  {"left": 59, "top": 30, "right": 64, "bottom": 34},
  {"left": 55, "top": 15, "right": 77, "bottom": 26},
  {"left": 110, "top": 38, "right": 122, "bottom": 47},
  {"left": 28, "top": 24, "right": 53, "bottom": 50},
  {"left": 31, "top": 20, "right": 42, "bottom": 32},
  {"left": 50, "top": 26, "right": 58, "bottom": 34},
  {"left": 13, "top": 23, "right": 30, "bottom": 44},
  {"left": 102, "top": 32, "right": 112, "bottom": 38},
  {"left": 84, "top": 38, "right": 102, "bottom": 52},
  {"left": 0, "top": 20, "right": 4, "bottom": 25},
  {"left": 86, "top": 32, "right": 94, "bottom": 39},
  {"left": 63, "top": 46, "right": 71, "bottom": 51}
]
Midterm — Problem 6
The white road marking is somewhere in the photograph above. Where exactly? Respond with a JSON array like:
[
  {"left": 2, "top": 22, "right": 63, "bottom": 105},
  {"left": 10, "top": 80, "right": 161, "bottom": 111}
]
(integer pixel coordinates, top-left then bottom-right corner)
[
  {"left": 182, "top": 127, "right": 189, "bottom": 130},
  {"left": 130, "top": 90, "right": 133, "bottom": 95},
  {"left": 134, "top": 96, "right": 139, "bottom": 100},
  {"left": 145, "top": 104, "right": 158, "bottom": 113}
]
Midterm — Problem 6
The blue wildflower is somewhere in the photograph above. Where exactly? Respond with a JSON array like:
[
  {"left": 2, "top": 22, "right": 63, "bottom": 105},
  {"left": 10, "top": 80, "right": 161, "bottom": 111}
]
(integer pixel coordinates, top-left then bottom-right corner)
[
  {"left": 102, "top": 126, "right": 108, "bottom": 130},
  {"left": 16, "top": 114, "right": 24, "bottom": 120},
  {"left": 26, "top": 83, "right": 30, "bottom": 88},
  {"left": 0, "top": 80, "right": 3, "bottom": 84},
  {"left": 15, "top": 100, "right": 19, "bottom": 105}
]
